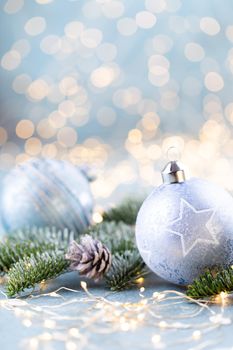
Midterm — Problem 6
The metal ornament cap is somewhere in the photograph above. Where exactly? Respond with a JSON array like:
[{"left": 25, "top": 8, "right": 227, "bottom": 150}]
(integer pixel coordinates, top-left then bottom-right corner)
[{"left": 162, "top": 161, "right": 186, "bottom": 184}]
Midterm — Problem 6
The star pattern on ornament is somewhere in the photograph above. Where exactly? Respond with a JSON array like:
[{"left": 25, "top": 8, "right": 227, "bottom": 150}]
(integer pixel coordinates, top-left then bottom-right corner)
[
  {"left": 167, "top": 199, "right": 218, "bottom": 257},
  {"left": 138, "top": 238, "right": 152, "bottom": 264}
]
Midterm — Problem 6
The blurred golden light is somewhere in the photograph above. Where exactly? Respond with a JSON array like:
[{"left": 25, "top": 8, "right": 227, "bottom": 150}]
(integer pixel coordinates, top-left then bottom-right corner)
[
  {"left": 40, "top": 35, "right": 61, "bottom": 55},
  {"left": 151, "top": 334, "right": 161, "bottom": 345},
  {"left": 184, "top": 42, "right": 205, "bottom": 62},
  {"left": 41, "top": 144, "right": 57, "bottom": 158},
  {"left": 149, "top": 54, "right": 170, "bottom": 70},
  {"left": 204, "top": 72, "right": 224, "bottom": 92},
  {"left": 101, "top": 1, "right": 124, "bottom": 18},
  {"left": 43, "top": 319, "right": 56, "bottom": 329},
  {"left": 92, "top": 212, "right": 103, "bottom": 224},
  {"left": 113, "top": 86, "right": 142, "bottom": 109},
  {"left": 25, "top": 137, "right": 42, "bottom": 155},
  {"left": 135, "top": 277, "right": 144, "bottom": 284},
  {"left": 198, "top": 141, "right": 216, "bottom": 159},
  {"left": 152, "top": 34, "right": 173, "bottom": 54},
  {"left": 200, "top": 17, "right": 220, "bottom": 36},
  {"left": 28, "top": 79, "right": 49, "bottom": 100},
  {"left": 71, "top": 87, "right": 88, "bottom": 106},
  {"left": 15, "top": 153, "right": 31, "bottom": 164},
  {"left": 1, "top": 50, "right": 21, "bottom": 71},
  {"left": 136, "top": 11, "right": 157, "bottom": 29},
  {"left": 80, "top": 28, "right": 103, "bottom": 48},
  {"left": 48, "top": 110, "right": 67, "bottom": 129},
  {"left": 37, "top": 118, "right": 57, "bottom": 139},
  {"left": 90, "top": 66, "right": 115, "bottom": 88},
  {"left": 24, "top": 16, "right": 46, "bottom": 36},
  {"left": 192, "top": 330, "right": 202, "bottom": 340},
  {"left": 70, "top": 108, "right": 89, "bottom": 126},
  {"left": 4, "top": 0, "right": 24, "bottom": 14},
  {"left": 16, "top": 119, "right": 35, "bottom": 139},
  {"left": 69, "top": 146, "right": 88, "bottom": 164},
  {"left": 117, "top": 17, "right": 137, "bottom": 36},
  {"left": 12, "top": 74, "right": 32, "bottom": 94},
  {"left": 64, "top": 21, "right": 84, "bottom": 39},
  {"left": 12, "top": 39, "right": 30, "bottom": 59},
  {"left": 128, "top": 129, "right": 142, "bottom": 144},
  {"left": 142, "top": 112, "right": 160, "bottom": 131},
  {"left": 0, "top": 127, "right": 8, "bottom": 145},
  {"left": 145, "top": 0, "right": 166, "bottom": 13},
  {"left": 57, "top": 127, "right": 78, "bottom": 147},
  {"left": 59, "top": 36, "right": 73, "bottom": 54},
  {"left": 66, "top": 341, "right": 77, "bottom": 350},
  {"left": 58, "top": 100, "right": 76, "bottom": 117},
  {"left": 84, "top": 138, "right": 100, "bottom": 147},
  {"left": 59, "top": 77, "right": 78, "bottom": 96},
  {"left": 22, "top": 319, "right": 32, "bottom": 328}
]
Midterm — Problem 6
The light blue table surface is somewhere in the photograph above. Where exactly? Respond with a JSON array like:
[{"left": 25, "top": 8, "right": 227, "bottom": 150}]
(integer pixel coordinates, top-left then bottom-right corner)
[{"left": 0, "top": 272, "right": 233, "bottom": 350}]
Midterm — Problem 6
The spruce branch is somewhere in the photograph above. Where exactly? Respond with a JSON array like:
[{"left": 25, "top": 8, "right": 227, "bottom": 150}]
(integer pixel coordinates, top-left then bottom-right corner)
[
  {"left": 86, "top": 221, "right": 135, "bottom": 254},
  {"left": 8, "top": 226, "right": 75, "bottom": 250},
  {"left": 0, "top": 227, "right": 74, "bottom": 273},
  {"left": 0, "top": 240, "right": 55, "bottom": 274},
  {"left": 187, "top": 267, "right": 233, "bottom": 298},
  {"left": 105, "top": 250, "right": 148, "bottom": 291},
  {"left": 103, "top": 198, "right": 143, "bottom": 225},
  {"left": 6, "top": 251, "right": 70, "bottom": 297}
]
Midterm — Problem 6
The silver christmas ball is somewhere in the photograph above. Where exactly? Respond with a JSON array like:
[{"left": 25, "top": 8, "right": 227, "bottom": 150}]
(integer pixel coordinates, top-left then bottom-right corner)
[
  {"left": 136, "top": 161, "right": 233, "bottom": 285},
  {"left": 0, "top": 158, "right": 94, "bottom": 235}
]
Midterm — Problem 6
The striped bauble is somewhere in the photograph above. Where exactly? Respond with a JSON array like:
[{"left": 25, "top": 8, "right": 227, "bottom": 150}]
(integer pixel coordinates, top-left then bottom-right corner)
[{"left": 0, "top": 158, "right": 94, "bottom": 236}]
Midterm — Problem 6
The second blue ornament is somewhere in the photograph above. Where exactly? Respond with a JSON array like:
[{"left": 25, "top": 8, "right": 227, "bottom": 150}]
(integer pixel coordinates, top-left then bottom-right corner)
[{"left": 0, "top": 158, "right": 94, "bottom": 235}]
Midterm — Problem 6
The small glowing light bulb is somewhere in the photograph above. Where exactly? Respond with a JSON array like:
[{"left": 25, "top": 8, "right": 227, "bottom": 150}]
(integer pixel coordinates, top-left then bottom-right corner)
[{"left": 192, "top": 330, "right": 201, "bottom": 340}]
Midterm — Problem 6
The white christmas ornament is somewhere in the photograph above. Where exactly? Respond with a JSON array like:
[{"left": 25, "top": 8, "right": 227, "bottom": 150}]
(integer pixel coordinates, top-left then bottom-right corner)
[{"left": 136, "top": 160, "right": 233, "bottom": 285}]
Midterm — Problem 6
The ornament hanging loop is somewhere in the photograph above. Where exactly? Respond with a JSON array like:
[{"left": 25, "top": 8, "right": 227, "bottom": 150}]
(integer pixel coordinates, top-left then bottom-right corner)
[
  {"left": 167, "top": 146, "right": 181, "bottom": 162},
  {"left": 162, "top": 147, "right": 185, "bottom": 184}
]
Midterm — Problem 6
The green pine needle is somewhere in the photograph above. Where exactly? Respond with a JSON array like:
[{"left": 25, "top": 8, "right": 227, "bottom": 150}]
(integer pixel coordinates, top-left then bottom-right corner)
[
  {"left": 187, "top": 267, "right": 233, "bottom": 298},
  {"left": 105, "top": 250, "right": 148, "bottom": 291},
  {"left": 0, "top": 227, "right": 74, "bottom": 274},
  {"left": 0, "top": 240, "right": 55, "bottom": 273},
  {"left": 8, "top": 226, "right": 75, "bottom": 249},
  {"left": 86, "top": 221, "right": 135, "bottom": 254},
  {"left": 103, "top": 197, "right": 143, "bottom": 225},
  {"left": 6, "top": 251, "right": 70, "bottom": 297}
]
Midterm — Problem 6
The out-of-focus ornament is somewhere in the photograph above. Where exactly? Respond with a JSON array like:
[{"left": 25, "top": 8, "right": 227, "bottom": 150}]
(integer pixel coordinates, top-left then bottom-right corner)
[
  {"left": 136, "top": 153, "right": 233, "bottom": 285},
  {"left": 0, "top": 158, "right": 94, "bottom": 235}
]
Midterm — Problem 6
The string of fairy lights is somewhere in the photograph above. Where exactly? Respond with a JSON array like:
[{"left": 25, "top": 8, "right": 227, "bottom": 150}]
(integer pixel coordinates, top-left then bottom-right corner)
[{"left": 0, "top": 280, "right": 232, "bottom": 350}]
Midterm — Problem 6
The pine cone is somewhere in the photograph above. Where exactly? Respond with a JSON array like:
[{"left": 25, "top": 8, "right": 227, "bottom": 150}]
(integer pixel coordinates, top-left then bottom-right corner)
[{"left": 66, "top": 235, "right": 112, "bottom": 281}]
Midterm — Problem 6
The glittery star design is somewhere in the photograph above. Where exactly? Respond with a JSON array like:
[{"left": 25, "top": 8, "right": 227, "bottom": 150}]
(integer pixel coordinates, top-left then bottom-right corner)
[
  {"left": 138, "top": 238, "right": 152, "bottom": 264},
  {"left": 167, "top": 199, "right": 218, "bottom": 257}
]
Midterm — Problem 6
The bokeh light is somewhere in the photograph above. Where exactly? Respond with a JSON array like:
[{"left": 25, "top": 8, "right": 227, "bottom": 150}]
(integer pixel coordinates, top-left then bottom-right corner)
[{"left": 1, "top": 0, "right": 233, "bottom": 204}]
